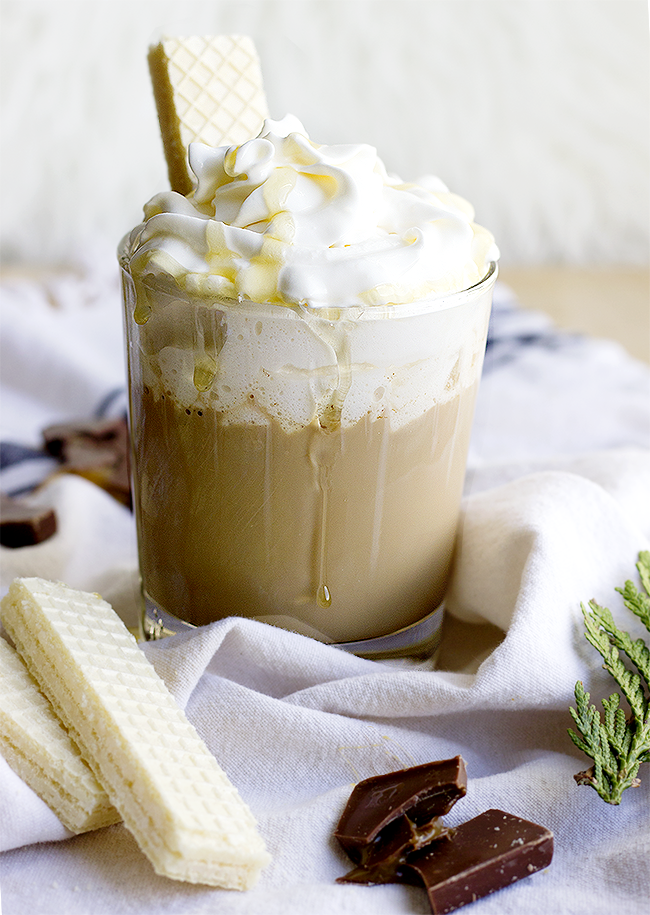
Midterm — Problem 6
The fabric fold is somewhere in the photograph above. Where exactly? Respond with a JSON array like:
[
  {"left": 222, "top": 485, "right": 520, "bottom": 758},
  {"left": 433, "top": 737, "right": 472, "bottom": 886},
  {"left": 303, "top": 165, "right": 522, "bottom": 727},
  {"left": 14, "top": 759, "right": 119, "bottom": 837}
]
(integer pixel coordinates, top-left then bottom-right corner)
[{"left": 1, "top": 258, "right": 649, "bottom": 914}]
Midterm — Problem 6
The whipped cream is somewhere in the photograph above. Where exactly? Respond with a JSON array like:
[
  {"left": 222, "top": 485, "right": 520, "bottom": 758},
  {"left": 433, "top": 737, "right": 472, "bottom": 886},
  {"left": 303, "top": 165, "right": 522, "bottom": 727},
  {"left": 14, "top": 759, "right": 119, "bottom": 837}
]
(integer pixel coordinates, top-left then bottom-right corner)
[{"left": 126, "top": 116, "right": 498, "bottom": 309}]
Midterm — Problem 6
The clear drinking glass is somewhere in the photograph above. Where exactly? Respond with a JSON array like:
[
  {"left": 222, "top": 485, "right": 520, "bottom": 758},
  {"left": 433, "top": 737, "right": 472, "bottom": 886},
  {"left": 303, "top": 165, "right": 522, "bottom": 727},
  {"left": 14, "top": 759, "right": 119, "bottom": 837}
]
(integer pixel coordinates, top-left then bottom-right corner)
[{"left": 120, "top": 240, "right": 496, "bottom": 659}]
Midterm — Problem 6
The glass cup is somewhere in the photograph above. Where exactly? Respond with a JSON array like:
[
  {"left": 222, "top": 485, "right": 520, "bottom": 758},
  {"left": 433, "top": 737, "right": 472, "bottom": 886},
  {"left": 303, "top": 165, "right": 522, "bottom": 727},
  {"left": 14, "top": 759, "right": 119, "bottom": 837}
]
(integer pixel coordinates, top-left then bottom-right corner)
[{"left": 120, "top": 240, "right": 496, "bottom": 659}]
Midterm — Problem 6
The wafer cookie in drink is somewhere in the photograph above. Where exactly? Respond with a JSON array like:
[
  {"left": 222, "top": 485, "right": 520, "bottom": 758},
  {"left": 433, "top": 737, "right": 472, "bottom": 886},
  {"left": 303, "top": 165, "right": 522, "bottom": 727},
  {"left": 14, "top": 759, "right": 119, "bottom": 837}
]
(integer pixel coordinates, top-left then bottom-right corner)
[
  {"left": 148, "top": 34, "right": 268, "bottom": 194},
  {"left": 1, "top": 578, "right": 271, "bottom": 889},
  {"left": 0, "top": 636, "right": 119, "bottom": 833}
]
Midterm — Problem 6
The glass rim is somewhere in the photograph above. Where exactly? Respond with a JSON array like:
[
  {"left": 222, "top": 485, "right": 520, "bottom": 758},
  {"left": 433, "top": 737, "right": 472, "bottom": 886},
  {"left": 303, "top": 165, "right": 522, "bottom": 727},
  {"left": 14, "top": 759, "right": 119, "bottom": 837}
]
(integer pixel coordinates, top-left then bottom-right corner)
[
  {"left": 350, "top": 260, "right": 498, "bottom": 320},
  {"left": 119, "top": 230, "right": 497, "bottom": 320}
]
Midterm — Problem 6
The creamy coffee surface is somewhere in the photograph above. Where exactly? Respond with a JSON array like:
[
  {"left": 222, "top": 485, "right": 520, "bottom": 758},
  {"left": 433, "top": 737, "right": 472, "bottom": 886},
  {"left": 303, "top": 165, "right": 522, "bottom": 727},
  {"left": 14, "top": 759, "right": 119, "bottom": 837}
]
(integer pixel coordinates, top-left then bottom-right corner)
[{"left": 125, "top": 115, "right": 498, "bottom": 309}]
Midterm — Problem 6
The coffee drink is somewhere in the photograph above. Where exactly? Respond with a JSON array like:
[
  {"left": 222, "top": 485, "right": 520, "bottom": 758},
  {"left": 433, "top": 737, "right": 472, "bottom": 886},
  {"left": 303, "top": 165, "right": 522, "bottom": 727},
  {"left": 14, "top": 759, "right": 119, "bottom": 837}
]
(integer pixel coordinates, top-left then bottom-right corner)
[
  {"left": 131, "top": 381, "right": 480, "bottom": 642},
  {"left": 121, "top": 116, "right": 498, "bottom": 654}
]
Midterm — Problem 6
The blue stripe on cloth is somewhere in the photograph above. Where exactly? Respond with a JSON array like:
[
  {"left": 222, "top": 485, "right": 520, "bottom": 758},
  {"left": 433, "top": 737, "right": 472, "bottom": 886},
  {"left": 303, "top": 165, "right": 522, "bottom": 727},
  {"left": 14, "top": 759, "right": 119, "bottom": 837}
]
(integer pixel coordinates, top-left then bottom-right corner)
[
  {"left": 95, "top": 387, "right": 128, "bottom": 419},
  {"left": 0, "top": 455, "right": 59, "bottom": 497},
  {"left": 483, "top": 295, "right": 582, "bottom": 374},
  {"left": 0, "top": 442, "right": 49, "bottom": 470}
]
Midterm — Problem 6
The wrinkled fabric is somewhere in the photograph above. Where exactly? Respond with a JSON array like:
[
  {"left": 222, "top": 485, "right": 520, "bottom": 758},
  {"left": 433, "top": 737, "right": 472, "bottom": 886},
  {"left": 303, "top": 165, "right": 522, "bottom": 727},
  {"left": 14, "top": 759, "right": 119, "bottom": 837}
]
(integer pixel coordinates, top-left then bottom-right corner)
[{"left": 1, "top": 257, "right": 649, "bottom": 914}]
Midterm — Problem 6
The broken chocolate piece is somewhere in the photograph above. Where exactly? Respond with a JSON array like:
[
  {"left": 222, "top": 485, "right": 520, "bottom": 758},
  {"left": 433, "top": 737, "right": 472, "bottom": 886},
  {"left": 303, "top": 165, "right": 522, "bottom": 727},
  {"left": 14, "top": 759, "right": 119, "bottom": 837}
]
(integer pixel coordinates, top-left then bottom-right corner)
[
  {"left": 0, "top": 493, "right": 57, "bottom": 547},
  {"left": 335, "top": 756, "right": 467, "bottom": 884},
  {"left": 404, "top": 809, "right": 553, "bottom": 914},
  {"left": 337, "top": 813, "right": 450, "bottom": 885},
  {"left": 43, "top": 416, "right": 131, "bottom": 508},
  {"left": 336, "top": 757, "right": 467, "bottom": 855}
]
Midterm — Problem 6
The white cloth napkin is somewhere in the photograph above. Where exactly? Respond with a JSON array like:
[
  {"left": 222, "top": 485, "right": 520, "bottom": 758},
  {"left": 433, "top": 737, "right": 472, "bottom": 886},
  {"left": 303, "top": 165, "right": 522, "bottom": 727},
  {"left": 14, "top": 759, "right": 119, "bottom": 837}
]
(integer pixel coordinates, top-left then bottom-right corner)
[{"left": 1, "top": 257, "right": 649, "bottom": 914}]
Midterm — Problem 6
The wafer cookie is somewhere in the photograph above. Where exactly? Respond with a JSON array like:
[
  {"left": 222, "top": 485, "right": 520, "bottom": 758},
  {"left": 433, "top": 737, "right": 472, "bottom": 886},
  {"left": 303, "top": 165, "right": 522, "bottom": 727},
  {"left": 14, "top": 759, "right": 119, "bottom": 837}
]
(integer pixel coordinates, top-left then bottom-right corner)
[
  {"left": 0, "top": 636, "right": 119, "bottom": 833},
  {"left": 149, "top": 35, "right": 269, "bottom": 194},
  {"left": 1, "top": 578, "right": 271, "bottom": 889}
]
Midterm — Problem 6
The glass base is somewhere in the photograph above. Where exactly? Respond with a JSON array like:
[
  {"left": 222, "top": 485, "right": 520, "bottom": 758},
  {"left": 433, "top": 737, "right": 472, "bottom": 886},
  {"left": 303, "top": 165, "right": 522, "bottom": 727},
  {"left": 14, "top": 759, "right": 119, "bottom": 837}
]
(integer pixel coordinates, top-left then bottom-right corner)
[{"left": 142, "top": 594, "right": 444, "bottom": 661}]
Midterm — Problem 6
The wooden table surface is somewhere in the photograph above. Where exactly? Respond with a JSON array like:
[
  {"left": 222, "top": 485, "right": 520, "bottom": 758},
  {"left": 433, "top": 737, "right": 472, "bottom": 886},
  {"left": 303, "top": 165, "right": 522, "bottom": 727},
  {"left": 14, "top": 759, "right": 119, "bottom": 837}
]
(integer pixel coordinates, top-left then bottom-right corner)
[{"left": 498, "top": 267, "right": 650, "bottom": 365}]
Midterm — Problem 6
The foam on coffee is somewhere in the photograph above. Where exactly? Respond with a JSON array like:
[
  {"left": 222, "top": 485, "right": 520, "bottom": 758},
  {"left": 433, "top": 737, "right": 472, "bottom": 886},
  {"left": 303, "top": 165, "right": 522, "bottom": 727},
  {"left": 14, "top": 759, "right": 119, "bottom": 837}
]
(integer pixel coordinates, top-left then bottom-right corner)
[
  {"left": 123, "top": 273, "right": 492, "bottom": 435},
  {"left": 128, "top": 116, "right": 497, "bottom": 310},
  {"left": 124, "top": 116, "right": 497, "bottom": 433}
]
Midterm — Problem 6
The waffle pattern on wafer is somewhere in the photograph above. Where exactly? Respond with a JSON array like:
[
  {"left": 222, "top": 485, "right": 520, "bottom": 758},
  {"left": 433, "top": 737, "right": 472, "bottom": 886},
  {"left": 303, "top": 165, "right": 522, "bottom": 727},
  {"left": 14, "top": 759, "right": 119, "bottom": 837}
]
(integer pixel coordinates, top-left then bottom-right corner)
[
  {"left": 149, "top": 35, "right": 269, "bottom": 194},
  {"left": 1, "top": 578, "right": 270, "bottom": 888},
  {"left": 0, "top": 637, "right": 119, "bottom": 833}
]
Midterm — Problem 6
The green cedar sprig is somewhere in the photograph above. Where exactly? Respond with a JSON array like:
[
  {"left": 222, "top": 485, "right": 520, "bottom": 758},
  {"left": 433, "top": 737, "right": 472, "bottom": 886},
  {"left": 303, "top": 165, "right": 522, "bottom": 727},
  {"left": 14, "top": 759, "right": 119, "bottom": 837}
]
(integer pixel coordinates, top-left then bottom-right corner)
[{"left": 568, "top": 551, "right": 650, "bottom": 804}]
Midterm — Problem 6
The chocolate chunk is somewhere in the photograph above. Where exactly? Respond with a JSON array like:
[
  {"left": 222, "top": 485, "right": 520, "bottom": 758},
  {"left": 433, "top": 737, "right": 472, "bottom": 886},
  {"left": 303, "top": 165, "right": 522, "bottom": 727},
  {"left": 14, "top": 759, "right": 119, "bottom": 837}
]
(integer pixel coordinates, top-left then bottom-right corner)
[
  {"left": 335, "top": 756, "right": 467, "bottom": 884},
  {"left": 337, "top": 813, "right": 450, "bottom": 885},
  {"left": 404, "top": 809, "right": 554, "bottom": 914},
  {"left": 0, "top": 493, "right": 57, "bottom": 547},
  {"left": 43, "top": 416, "right": 131, "bottom": 508},
  {"left": 336, "top": 757, "right": 467, "bottom": 854}
]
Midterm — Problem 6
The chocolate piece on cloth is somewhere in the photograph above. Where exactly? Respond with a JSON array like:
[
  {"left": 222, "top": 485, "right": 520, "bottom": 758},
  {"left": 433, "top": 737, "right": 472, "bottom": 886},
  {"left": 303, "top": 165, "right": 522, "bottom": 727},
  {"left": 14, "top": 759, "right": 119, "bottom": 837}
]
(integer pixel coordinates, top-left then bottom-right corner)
[
  {"left": 336, "top": 812, "right": 450, "bottom": 885},
  {"left": 0, "top": 493, "right": 57, "bottom": 547},
  {"left": 335, "top": 756, "right": 467, "bottom": 884},
  {"left": 402, "top": 809, "right": 554, "bottom": 914},
  {"left": 43, "top": 416, "right": 131, "bottom": 508}
]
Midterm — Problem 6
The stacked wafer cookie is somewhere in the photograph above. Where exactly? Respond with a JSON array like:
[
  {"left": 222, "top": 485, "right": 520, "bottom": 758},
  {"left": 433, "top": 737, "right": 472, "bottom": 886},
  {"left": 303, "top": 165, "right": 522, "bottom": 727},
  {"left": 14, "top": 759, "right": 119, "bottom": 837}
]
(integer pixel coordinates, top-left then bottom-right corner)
[
  {"left": 0, "top": 637, "right": 119, "bottom": 834},
  {"left": 1, "top": 578, "right": 270, "bottom": 889}
]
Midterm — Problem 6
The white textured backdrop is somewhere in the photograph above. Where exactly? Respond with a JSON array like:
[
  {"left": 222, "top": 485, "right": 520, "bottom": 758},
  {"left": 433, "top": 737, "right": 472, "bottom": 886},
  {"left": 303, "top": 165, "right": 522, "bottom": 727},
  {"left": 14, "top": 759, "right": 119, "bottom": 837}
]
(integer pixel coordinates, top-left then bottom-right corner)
[{"left": 1, "top": 0, "right": 648, "bottom": 266}]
